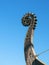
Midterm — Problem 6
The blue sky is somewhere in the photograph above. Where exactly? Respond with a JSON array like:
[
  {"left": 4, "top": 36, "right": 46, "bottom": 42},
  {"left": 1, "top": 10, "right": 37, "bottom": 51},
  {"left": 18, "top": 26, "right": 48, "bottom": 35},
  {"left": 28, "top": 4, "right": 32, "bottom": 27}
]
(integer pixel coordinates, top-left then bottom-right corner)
[{"left": 0, "top": 0, "right": 49, "bottom": 65}]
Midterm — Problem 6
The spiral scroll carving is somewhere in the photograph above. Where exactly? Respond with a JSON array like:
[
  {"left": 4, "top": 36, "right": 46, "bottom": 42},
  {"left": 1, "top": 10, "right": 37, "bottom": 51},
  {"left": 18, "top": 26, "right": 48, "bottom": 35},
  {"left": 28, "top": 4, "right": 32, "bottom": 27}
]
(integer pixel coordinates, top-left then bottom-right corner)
[{"left": 22, "top": 13, "right": 37, "bottom": 29}]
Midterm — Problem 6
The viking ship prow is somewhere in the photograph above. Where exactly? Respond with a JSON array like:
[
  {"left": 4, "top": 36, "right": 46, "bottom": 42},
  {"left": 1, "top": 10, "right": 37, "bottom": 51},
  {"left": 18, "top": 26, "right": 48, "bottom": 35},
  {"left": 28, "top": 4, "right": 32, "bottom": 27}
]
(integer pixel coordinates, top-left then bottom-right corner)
[{"left": 22, "top": 13, "right": 46, "bottom": 65}]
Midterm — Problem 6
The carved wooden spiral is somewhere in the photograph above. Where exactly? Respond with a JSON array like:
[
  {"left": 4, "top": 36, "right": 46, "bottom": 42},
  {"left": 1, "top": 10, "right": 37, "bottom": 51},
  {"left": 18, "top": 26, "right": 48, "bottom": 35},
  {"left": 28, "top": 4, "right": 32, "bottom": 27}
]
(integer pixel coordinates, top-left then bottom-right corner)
[{"left": 22, "top": 13, "right": 37, "bottom": 29}]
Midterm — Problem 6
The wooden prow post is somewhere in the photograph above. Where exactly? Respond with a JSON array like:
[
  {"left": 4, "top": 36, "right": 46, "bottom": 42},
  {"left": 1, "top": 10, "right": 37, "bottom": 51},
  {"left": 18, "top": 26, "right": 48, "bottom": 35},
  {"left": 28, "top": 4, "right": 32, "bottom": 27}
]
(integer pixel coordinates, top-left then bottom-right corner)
[
  {"left": 22, "top": 13, "right": 46, "bottom": 65},
  {"left": 24, "top": 24, "right": 34, "bottom": 48}
]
